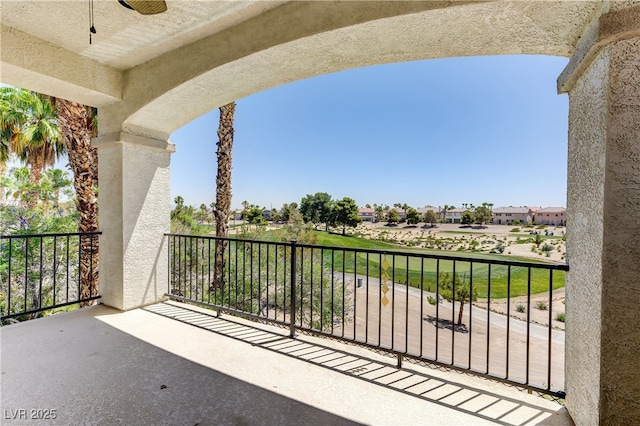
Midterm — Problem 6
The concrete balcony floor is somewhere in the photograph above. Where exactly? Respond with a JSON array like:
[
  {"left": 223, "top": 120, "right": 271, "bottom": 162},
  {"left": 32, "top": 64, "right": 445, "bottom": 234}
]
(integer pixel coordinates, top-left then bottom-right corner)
[{"left": 1, "top": 301, "right": 572, "bottom": 425}]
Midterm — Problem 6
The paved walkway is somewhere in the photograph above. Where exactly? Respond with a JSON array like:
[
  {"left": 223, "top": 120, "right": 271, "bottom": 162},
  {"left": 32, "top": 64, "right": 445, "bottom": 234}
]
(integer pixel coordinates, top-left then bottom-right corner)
[{"left": 1, "top": 302, "right": 572, "bottom": 425}]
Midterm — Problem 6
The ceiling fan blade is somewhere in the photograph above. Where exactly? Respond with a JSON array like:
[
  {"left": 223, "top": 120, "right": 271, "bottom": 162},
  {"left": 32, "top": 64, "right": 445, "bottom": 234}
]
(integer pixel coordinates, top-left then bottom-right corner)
[{"left": 121, "top": 0, "right": 167, "bottom": 15}]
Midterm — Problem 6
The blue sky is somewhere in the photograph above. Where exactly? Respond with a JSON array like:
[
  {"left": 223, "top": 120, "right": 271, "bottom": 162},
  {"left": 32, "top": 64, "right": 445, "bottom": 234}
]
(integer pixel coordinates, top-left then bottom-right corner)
[{"left": 170, "top": 55, "right": 569, "bottom": 211}]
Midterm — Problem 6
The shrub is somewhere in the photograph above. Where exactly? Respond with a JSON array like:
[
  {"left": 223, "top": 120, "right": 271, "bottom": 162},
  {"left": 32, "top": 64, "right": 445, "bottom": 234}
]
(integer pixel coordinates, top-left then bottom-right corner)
[
  {"left": 535, "top": 301, "right": 548, "bottom": 311},
  {"left": 536, "top": 225, "right": 546, "bottom": 229},
  {"left": 556, "top": 312, "right": 566, "bottom": 322},
  {"left": 510, "top": 227, "right": 521, "bottom": 233},
  {"left": 516, "top": 304, "right": 526, "bottom": 313},
  {"left": 427, "top": 295, "right": 437, "bottom": 305}
]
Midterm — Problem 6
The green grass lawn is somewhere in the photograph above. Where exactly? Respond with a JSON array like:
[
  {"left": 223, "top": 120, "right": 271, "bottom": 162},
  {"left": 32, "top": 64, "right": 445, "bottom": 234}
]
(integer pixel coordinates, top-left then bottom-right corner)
[
  {"left": 253, "top": 230, "right": 565, "bottom": 299},
  {"left": 511, "top": 233, "right": 565, "bottom": 240},
  {"left": 437, "top": 230, "right": 487, "bottom": 235}
]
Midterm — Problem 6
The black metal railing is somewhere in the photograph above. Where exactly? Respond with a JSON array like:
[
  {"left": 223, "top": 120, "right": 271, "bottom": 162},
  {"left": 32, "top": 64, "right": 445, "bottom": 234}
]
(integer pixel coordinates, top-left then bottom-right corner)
[
  {"left": 166, "top": 234, "right": 568, "bottom": 397},
  {"left": 0, "top": 232, "right": 101, "bottom": 322}
]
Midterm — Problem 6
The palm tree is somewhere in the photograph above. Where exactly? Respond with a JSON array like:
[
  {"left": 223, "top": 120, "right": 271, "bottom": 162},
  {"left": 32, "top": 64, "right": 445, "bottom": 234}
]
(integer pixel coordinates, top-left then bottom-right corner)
[
  {"left": 55, "top": 98, "right": 99, "bottom": 306},
  {"left": 0, "top": 88, "right": 64, "bottom": 209},
  {"left": 212, "top": 102, "right": 235, "bottom": 289},
  {"left": 39, "top": 168, "right": 72, "bottom": 213}
]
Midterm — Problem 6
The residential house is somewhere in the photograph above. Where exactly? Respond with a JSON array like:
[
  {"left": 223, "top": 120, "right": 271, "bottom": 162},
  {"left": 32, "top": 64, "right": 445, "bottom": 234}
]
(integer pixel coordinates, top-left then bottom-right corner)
[
  {"left": 444, "top": 208, "right": 465, "bottom": 224},
  {"left": 357, "top": 207, "right": 376, "bottom": 222},
  {"left": 534, "top": 207, "right": 566, "bottom": 226},
  {"left": 491, "top": 206, "right": 536, "bottom": 225}
]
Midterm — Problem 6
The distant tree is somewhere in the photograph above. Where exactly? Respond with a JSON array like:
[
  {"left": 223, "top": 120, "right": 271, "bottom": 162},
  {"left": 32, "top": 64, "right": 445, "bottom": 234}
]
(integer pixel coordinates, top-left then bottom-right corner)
[
  {"left": 365, "top": 203, "right": 371, "bottom": 208},
  {"left": 440, "top": 204, "right": 449, "bottom": 223},
  {"left": 393, "top": 202, "right": 410, "bottom": 222},
  {"left": 281, "top": 208, "right": 317, "bottom": 244},
  {"left": 171, "top": 196, "right": 205, "bottom": 234},
  {"left": 39, "top": 168, "right": 73, "bottom": 213},
  {"left": 280, "top": 202, "right": 298, "bottom": 222},
  {"left": 461, "top": 210, "right": 474, "bottom": 225},
  {"left": 473, "top": 205, "right": 492, "bottom": 226},
  {"left": 195, "top": 203, "right": 210, "bottom": 224},
  {"left": 423, "top": 209, "right": 438, "bottom": 226},
  {"left": 428, "top": 272, "right": 478, "bottom": 326},
  {"left": 330, "top": 197, "right": 361, "bottom": 235},
  {"left": 300, "top": 192, "right": 333, "bottom": 230},
  {"left": 244, "top": 203, "right": 267, "bottom": 225},
  {"left": 441, "top": 205, "right": 455, "bottom": 223},
  {"left": 406, "top": 207, "right": 421, "bottom": 225},
  {"left": 374, "top": 204, "right": 385, "bottom": 222},
  {"left": 534, "top": 233, "right": 544, "bottom": 247},
  {"left": 386, "top": 208, "right": 400, "bottom": 224},
  {"left": 270, "top": 208, "right": 281, "bottom": 222}
]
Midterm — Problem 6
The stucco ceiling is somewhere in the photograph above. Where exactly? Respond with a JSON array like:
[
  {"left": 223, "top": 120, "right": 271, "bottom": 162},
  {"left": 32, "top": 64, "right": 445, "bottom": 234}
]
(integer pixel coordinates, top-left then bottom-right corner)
[
  {"left": 1, "top": 0, "right": 286, "bottom": 70},
  {"left": 1, "top": 0, "right": 605, "bottom": 138}
]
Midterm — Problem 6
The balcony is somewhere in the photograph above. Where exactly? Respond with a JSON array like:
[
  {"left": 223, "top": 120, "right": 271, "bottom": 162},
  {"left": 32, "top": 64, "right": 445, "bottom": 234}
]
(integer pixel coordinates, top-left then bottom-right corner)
[{"left": 1, "top": 233, "right": 572, "bottom": 424}]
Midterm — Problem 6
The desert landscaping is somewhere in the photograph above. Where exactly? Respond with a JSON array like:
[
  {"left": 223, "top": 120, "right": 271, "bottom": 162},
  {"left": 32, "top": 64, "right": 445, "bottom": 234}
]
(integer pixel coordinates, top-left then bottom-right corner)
[
  {"left": 352, "top": 221, "right": 566, "bottom": 263},
  {"left": 349, "top": 222, "right": 567, "bottom": 330}
]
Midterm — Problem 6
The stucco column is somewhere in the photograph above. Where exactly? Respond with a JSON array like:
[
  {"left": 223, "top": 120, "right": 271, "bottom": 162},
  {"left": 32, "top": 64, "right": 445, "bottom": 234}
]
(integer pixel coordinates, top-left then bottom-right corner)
[
  {"left": 93, "top": 132, "right": 175, "bottom": 311},
  {"left": 559, "top": 3, "right": 640, "bottom": 424}
]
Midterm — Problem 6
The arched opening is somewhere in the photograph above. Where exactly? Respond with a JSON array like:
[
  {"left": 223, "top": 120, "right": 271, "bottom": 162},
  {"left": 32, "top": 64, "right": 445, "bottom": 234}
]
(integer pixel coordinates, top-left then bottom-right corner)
[{"left": 170, "top": 55, "right": 569, "bottom": 211}]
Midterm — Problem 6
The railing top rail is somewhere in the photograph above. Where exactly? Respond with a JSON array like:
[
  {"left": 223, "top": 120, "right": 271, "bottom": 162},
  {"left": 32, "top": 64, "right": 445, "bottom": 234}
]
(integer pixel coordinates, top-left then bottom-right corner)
[
  {"left": 164, "top": 233, "right": 569, "bottom": 271},
  {"left": 1, "top": 231, "right": 102, "bottom": 240}
]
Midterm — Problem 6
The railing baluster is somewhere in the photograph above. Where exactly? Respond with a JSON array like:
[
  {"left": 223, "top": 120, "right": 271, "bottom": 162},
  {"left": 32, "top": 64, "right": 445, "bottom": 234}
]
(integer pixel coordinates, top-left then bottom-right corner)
[
  {"left": 353, "top": 251, "right": 357, "bottom": 340},
  {"left": 405, "top": 255, "right": 409, "bottom": 354},
  {"left": 299, "top": 247, "right": 311, "bottom": 327},
  {"left": 452, "top": 260, "right": 456, "bottom": 365},
  {"left": 331, "top": 250, "right": 335, "bottom": 335},
  {"left": 24, "top": 237, "right": 28, "bottom": 313},
  {"left": 341, "top": 249, "right": 345, "bottom": 338},
  {"left": 468, "top": 262, "right": 473, "bottom": 369},
  {"left": 39, "top": 236, "right": 43, "bottom": 311},
  {"left": 266, "top": 244, "right": 270, "bottom": 318},
  {"left": 548, "top": 268, "right": 553, "bottom": 390},
  {"left": 7, "top": 238, "right": 12, "bottom": 317},
  {"left": 436, "top": 258, "right": 440, "bottom": 361},
  {"left": 66, "top": 235, "right": 70, "bottom": 302},
  {"left": 289, "top": 240, "right": 297, "bottom": 337},
  {"left": 526, "top": 267, "right": 532, "bottom": 385},
  {"left": 378, "top": 252, "right": 382, "bottom": 347},
  {"left": 391, "top": 254, "right": 396, "bottom": 350},
  {"left": 506, "top": 265, "right": 511, "bottom": 380},
  {"left": 365, "top": 252, "right": 369, "bottom": 343},
  {"left": 77, "top": 235, "right": 81, "bottom": 302},
  {"left": 486, "top": 264, "right": 492, "bottom": 375},
  {"left": 310, "top": 247, "right": 314, "bottom": 330},
  {"left": 419, "top": 257, "right": 424, "bottom": 358}
]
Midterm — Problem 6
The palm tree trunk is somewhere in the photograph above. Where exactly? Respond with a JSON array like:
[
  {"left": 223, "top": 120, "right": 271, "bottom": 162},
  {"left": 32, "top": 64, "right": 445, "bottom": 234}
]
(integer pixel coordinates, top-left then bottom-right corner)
[
  {"left": 213, "top": 102, "right": 235, "bottom": 290},
  {"left": 26, "top": 157, "right": 44, "bottom": 209},
  {"left": 56, "top": 99, "right": 99, "bottom": 307}
]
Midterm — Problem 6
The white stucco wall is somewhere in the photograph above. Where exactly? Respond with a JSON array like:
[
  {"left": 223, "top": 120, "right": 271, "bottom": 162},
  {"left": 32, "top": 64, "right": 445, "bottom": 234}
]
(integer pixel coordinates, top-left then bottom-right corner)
[{"left": 96, "top": 135, "right": 173, "bottom": 310}]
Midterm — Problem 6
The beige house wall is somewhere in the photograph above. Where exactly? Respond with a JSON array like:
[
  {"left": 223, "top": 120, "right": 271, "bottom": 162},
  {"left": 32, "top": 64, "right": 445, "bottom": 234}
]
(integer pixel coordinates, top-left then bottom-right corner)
[{"left": 562, "top": 3, "right": 640, "bottom": 423}]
